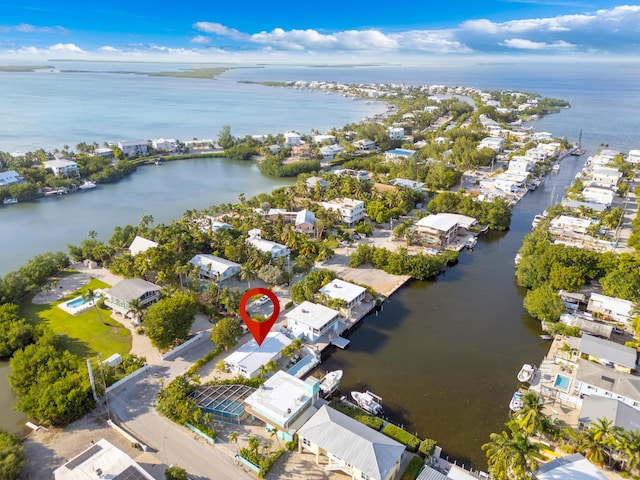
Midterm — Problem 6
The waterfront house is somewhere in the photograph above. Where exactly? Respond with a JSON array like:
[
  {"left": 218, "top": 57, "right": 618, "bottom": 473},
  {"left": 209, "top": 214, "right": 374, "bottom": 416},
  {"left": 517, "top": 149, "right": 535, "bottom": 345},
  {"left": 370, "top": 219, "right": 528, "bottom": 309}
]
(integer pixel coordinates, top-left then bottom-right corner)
[
  {"left": 415, "top": 213, "right": 477, "bottom": 249},
  {"left": 579, "top": 396, "right": 640, "bottom": 431},
  {"left": 524, "top": 148, "right": 549, "bottom": 162},
  {"left": 534, "top": 453, "right": 607, "bottom": 480},
  {"left": 103, "top": 278, "right": 161, "bottom": 323},
  {"left": 286, "top": 301, "right": 341, "bottom": 343},
  {"left": 590, "top": 167, "right": 622, "bottom": 188},
  {"left": 387, "top": 127, "right": 404, "bottom": 140},
  {"left": 128, "top": 235, "right": 158, "bottom": 256},
  {"left": 335, "top": 169, "right": 370, "bottom": 182},
  {"left": 478, "top": 137, "right": 504, "bottom": 152},
  {"left": 94, "top": 147, "right": 114, "bottom": 157},
  {"left": 0, "top": 170, "right": 25, "bottom": 187},
  {"left": 319, "top": 143, "right": 344, "bottom": 160},
  {"left": 391, "top": 178, "right": 424, "bottom": 191},
  {"left": 295, "top": 209, "right": 317, "bottom": 236},
  {"left": 190, "top": 253, "right": 241, "bottom": 282},
  {"left": 267, "top": 144, "right": 282, "bottom": 155},
  {"left": 493, "top": 173, "right": 528, "bottom": 194},
  {"left": 292, "top": 144, "right": 312, "bottom": 161},
  {"left": 578, "top": 334, "right": 637, "bottom": 373},
  {"left": 575, "top": 358, "right": 640, "bottom": 412},
  {"left": 319, "top": 278, "right": 366, "bottom": 316},
  {"left": 43, "top": 159, "right": 80, "bottom": 178},
  {"left": 581, "top": 187, "right": 615, "bottom": 208},
  {"left": 224, "top": 332, "right": 292, "bottom": 379},
  {"left": 549, "top": 215, "right": 594, "bottom": 236},
  {"left": 118, "top": 140, "right": 149, "bottom": 157},
  {"left": 54, "top": 438, "right": 154, "bottom": 480},
  {"left": 353, "top": 139, "right": 377, "bottom": 152},
  {"left": 196, "top": 216, "right": 232, "bottom": 234},
  {"left": 507, "top": 157, "right": 533, "bottom": 175},
  {"left": 587, "top": 293, "right": 633, "bottom": 324},
  {"left": 627, "top": 149, "right": 640, "bottom": 164},
  {"left": 247, "top": 230, "right": 291, "bottom": 259},
  {"left": 151, "top": 138, "right": 177, "bottom": 152},
  {"left": 284, "top": 131, "right": 302, "bottom": 147},
  {"left": 385, "top": 148, "right": 417, "bottom": 163},
  {"left": 321, "top": 198, "right": 365, "bottom": 227},
  {"left": 313, "top": 134, "right": 336, "bottom": 144},
  {"left": 306, "top": 176, "right": 329, "bottom": 192},
  {"left": 297, "top": 405, "right": 405, "bottom": 480},
  {"left": 244, "top": 370, "right": 320, "bottom": 441}
]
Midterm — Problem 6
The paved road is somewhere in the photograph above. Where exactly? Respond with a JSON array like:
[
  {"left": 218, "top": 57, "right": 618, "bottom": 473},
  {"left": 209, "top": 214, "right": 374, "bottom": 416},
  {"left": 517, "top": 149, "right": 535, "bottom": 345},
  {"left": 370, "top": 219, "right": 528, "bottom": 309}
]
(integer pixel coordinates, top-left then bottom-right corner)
[{"left": 109, "top": 335, "right": 255, "bottom": 480}]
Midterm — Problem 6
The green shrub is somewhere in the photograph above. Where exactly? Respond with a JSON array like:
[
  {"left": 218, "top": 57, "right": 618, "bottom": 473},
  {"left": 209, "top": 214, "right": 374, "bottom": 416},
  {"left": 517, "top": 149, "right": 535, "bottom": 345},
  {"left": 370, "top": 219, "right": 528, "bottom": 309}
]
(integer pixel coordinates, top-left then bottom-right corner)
[
  {"left": 418, "top": 438, "right": 437, "bottom": 457},
  {"left": 284, "top": 301, "right": 294, "bottom": 310},
  {"left": 185, "top": 344, "right": 224, "bottom": 376},
  {"left": 382, "top": 424, "right": 420, "bottom": 452},
  {"left": 400, "top": 456, "right": 424, "bottom": 480},
  {"left": 329, "top": 401, "right": 383, "bottom": 430}
]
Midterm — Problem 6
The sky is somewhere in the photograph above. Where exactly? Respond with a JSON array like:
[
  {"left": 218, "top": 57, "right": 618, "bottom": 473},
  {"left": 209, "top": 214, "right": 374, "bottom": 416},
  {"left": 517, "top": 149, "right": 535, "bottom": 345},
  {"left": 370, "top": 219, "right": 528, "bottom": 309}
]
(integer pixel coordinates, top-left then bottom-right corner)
[{"left": 0, "top": 1, "right": 638, "bottom": 63}]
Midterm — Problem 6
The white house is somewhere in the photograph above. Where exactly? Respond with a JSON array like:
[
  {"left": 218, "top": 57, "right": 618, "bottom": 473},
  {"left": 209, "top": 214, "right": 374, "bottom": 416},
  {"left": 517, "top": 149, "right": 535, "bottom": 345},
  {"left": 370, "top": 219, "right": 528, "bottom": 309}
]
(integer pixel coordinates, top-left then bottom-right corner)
[
  {"left": 549, "top": 215, "right": 594, "bottom": 235},
  {"left": 0, "top": 170, "right": 25, "bottom": 187},
  {"left": 590, "top": 167, "right": 622, "bottom": 188},
  {"left": 284, "top": 131, "right": 302, "bottom": 147},
  {"left": 118, "top": 140, "right": 149, "bottom": 157},
  {"left": 575, "top": 359, "right": 640, "bottom": 412},
  {"left": 478, "top": 137, "right": 504, "bottom": 152},
  {"left": 151, "top": 138, "right": 177, "bottom": 152},
  {"left": 524, "top": 148, "right": 549, "bottom": 162},
  {"left": 353, "top": 139, "right": 377, "bottom": 152},
  {"left": 493, "top": 173, "right": 527, "bottom": 194},
  {"left": 197, "top": 216, "right": 232, "bottom": 234},
  {"left": 43, "top": 159, "right": 80, "bottom": 178},
  {"left": 319, "top": 279, "right": 366, "bottom": 311},
  {"left": 244, "top": 371, "right": 320, "bottom": 441},
  {"left": 387, "top": 127, "right": 404, "bottom": 140},
  {"left": 103, "top": 278, "right": 161, "bottom": 323},
  {"left": 391, "top": 178, "right": 424, "bottom": 191},
  {"left": 385, "top": 148, "right": 417, "bottom": 162},
  {"left": 128, "top": 235, "right": 158, "bottom": 256},
  {"left": 534, "top": 453, "right": 607, "bottom": 480},
  {"left": 295, "top": 209, "right": 317, "bottom": 236},
  {"left": 582, "top": 187, "right": 615, "bottom": 207},
  {"left": 298, "top": 405, "right": 405, "bottom": 480},
  {"left": 507, "top": 157, "right": 533, "bottom": 175},
  {"left": 224, "top": 332, "right": 292, "bottom": 378},
  {"left": 306, "top": 176, "right": 329, "bottom": 191},
  {"left": 415, "top": 213, "right": 477, "bottom": 249},
  {"left": 94, "top": 147, "right": 114, "bottom": 157},
  {"left": 321, "top": 198, "right": 365, "bottom": 227},
  {"left": 627, "top": 149, "right": 640, "bottom": 164},
  {"left": 312, "top": 134, "right": 336, "bottom": 144},
  {"left": 286, "top": 301, "right": 341, "bottom": 343},
  {"left": 247, "top": 230, "right": 291, "bottom": 259},
  {"left": 319, "top": 143, "right": 344, "bottom": 160},
  {"left": 190, "top": 254, "right": 241, "bottom": 282},
  {"left": 587, "top": 293, "right": 634, "bottom": 324}
]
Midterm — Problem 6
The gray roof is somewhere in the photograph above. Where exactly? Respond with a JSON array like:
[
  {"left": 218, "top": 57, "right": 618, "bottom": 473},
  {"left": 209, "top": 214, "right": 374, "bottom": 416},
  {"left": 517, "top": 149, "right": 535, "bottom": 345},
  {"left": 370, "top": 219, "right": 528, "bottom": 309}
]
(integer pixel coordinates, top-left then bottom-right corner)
[
  {"left": 297, "top": 405, "right": 404, "bottom": 480},
  {"left": 579, "top": 396, "right": 640, "bottom": 431},
  {"left": 576, "top": 359, "right": 640, "bottom": 402},
  {"left": 106, "top": 278, "right": 160, "bottom": 302},
  {"left": 579, "top": 334, "right": 637, "bottom": 369},
  {"left": 535, "top": 453, "right": 607, "bottom": 480},
  {"left": 574, "top": 319, "right": 612, "bottom": 339},
  {"left": 416, "top": 465, "right": 448, "bottom": 480},
  {"left": 295, "top": 209, "right": 316, "bottom": 226}
]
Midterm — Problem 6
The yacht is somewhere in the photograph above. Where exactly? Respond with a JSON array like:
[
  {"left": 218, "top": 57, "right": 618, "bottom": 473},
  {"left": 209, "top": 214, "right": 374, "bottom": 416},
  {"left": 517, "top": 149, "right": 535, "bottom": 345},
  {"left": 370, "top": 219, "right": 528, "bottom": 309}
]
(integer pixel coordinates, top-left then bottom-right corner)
[
  {"left": 320, "top": 370, "right": 343, "bottom": 397},
  {"left": 78, "top": 180, "right": 97, "bottom": 190},
  {"left": 351, "top": 390, "right": 384, "bottom": 415}
]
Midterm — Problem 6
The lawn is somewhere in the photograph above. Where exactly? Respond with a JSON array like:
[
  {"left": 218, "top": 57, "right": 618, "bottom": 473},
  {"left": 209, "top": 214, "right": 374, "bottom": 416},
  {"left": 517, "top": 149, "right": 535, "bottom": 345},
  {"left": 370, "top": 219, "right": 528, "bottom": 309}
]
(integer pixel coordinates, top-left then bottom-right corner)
[{"left": 21, "top": 278, "right": 132, "bottom": 359}]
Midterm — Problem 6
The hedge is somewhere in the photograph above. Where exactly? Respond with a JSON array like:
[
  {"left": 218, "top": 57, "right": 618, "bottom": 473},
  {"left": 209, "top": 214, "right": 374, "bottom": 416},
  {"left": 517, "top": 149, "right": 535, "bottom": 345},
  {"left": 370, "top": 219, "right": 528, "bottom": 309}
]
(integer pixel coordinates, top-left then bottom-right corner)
[
  {"left": 419, "top": 438, "right": 437, "bottom": 457},
  {"left": 382, "top": 424, "right": 420, "bottom": 452},
  {"left": 400, "top": 456, "right": 424, "bottom": 480},
  {"left": 329, "top": 401, "right": 383, "bottom": 430}
]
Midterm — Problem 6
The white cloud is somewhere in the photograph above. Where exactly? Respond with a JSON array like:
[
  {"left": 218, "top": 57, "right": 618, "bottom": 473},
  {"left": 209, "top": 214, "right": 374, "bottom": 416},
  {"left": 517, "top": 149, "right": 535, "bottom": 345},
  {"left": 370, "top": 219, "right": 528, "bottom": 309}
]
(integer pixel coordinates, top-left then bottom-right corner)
[
  {"left": 0, "top": 23, "right": 68, "bottom": 34},
  {"left": 193, "top": 22, "right": 247, "bottom": 41},
  {"left": 501, "top": 38, "right": 576, "bottom": 49},
  {"left": 190, "top": 35, "right": 211, "bottom": 45}
]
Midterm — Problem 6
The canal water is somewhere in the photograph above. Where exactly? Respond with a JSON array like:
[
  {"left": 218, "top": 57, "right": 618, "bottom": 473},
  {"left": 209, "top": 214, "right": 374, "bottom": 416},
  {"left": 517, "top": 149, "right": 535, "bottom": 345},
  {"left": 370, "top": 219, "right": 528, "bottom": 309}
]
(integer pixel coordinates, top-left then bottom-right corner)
[{"left": 322, "top": 155, "right": 588, "bottom": 468}]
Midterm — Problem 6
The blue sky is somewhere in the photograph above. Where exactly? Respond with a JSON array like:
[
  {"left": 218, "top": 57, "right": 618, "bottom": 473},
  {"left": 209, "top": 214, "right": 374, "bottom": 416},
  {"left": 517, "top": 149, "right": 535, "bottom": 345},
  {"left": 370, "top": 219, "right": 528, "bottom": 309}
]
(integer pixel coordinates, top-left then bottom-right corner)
[{"left": 0, "top": 1, "right": 638, "bottom": 62}]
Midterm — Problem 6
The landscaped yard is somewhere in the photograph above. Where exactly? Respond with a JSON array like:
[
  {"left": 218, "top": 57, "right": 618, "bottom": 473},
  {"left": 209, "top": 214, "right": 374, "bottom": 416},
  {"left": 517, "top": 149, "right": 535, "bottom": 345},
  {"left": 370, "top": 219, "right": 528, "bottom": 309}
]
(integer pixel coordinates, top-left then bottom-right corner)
[{"left": 21, "top": 278, "right": 131, "bottom": 359}]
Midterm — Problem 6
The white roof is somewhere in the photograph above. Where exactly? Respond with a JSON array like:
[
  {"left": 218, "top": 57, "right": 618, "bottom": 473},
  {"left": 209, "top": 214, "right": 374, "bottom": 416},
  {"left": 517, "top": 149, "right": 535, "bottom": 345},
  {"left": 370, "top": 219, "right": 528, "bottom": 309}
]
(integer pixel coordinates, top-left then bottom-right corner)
[
  {"left": 248, "top": 237, "right": 290, "bottom": 256},
  {"left": 416, "top": 213, "right": 476, "bottom": 231},
  {"left": 320, "top": 279, "right": 366, "bottom": 304},
  {"left": 286, "top": 301, "right": 340, "bottom": 330},
  {"left": 535, "top": 453, "right": 607, "bottom": 480},
  {"left": 44, "top": 159, "right": 77, "bottom": 168},
  {"left": 298, "top": 405, "right": 404, "bottom": 480},
  {"left": 589, "top": 292, "right": 633, "bottom": 317},
  {"left": 295, "top": 209, "right": 316, "bottom": 226},
  {"left": 128, "top": 235, "right": 159, "bottom": 256},
  {"left": 190, "top": 253, "right": 240, "bottom": 276},
  {"left": 225, "top": 332, "right": 292, "bottom": 374},
  {"left": 106, "top": 278, "right": 160, "bottom": 302},
  {"left": 54, "top": 438, "right": 154, "bottom": 480}
]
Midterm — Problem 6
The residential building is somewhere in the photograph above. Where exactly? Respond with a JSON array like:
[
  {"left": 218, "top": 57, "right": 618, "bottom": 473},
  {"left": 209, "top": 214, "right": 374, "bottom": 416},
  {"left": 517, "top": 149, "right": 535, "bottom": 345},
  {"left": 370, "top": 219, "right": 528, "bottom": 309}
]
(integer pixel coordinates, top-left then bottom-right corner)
[
  {"left": 118, "top": 140, "right": 149, "bottom": 157},
  {"left": 224, "top": 332, "right": 292, "bottom": 378},
  {"left": 103, "top": 278, "right": 161, "bottom": 323},
  {"left": 578, "top": 334, "right": 637, "bottom": 373},
  {"left": 43, "top": 159, "right": 80, "bottom": 178},
  {"left": 197, "top": 216, "right": 232, "bottom": 234},
  {"left": 244, "top": 370, "right": 320, "bottom": 441},
  {"left": 478, "top": 137, "right": 504, "bottom": 152},
  {"left": 151, "top": 138, "right": 177, "bottom": 152},
  {"left": 391, "top": 178, "right": 424, "bottom": 191},
  {"left": 575, "top": 358, "right": 640, "bottom": 411},
  {"left": 284, "top": 131, "right": 302, "bottom": 147},
  {"left": 534, "top": 454, "right": 607, "bottom": 480},
  {"left": 291, "top": 144, "right": 311, "bottom": 161},
  {"left": 286, "top": 301, "right": 341, "bottom": 343},
  {"left": 312, "top": 134, "right": 336, "bottom": 144},
  {"left": 267, "top": 144, "right": 282, "bottom": 155},
  {"left": 353, "top": 139, "right": 377, "bottom": 152},
  {"left": 587, "top": 293, "right": 634, "bottom": 324},
  {"left": 306, "top": 176, "right": 329, "bottom": 192},
  {"left": 321, "top": 198, "right": 365, "bottom": 227},
  {"left": 414, "top": 213, "right": 477, "bottom": 249},
  {"left": 590, "top": 167, "right": 622, "bottom": 188},
  {"left": 335, "top": 169, "right": 370, "bottom": 182},
  {"left": 128, "top": 235, "right": 159, "bottom": 256},
  {"left": 0, "top": 170, "right": 25, "bottom": 187},
  {"left": 190, "top": 254, "right": 241, "bottom": 282},
  {"left": 94, "top": 147, "right": 114, "bottom": 157},
  {"left": 581, "top": 187, "right": 615, "bottom": 207},
  {"left": 492, "top": 173, "right": 527, "bottom": 194},
  {"left": 385, "top": 148, "right": 417, "bottom": 162},
  {"left": 579, "top": 396, "right": 640, "bottom": 431},
  {"left": 524, "top": 147, "right": 548, "bottom": 162},
  {"left": 387, "top": 127, "right": 404, "bottom": 140},
  {"left": 54, "top": 438, "right": 154, "bottom": 480},
  {"left": 319, "top": 279, "right": 366, "bottom": 313},
  {"left": 295, "top": 209, "right": 317, "bottom": 236},
  {"left": 549, "top": 215, "right": 594, "bottom": 235},
  {"left": 627, "top": 149, "right": 640, "bottom": 164},
  {"left": 247, "top": 230, "right": 291, "bottom": 259},
  {"left": 298, "top": 405, "right": 405, "bottom": 480},
  {"left": 507, "top": 157, "right": 533, "bottom": 175},
  {"left": 319, "top": 143, "right": 344, "bottom": 160}
]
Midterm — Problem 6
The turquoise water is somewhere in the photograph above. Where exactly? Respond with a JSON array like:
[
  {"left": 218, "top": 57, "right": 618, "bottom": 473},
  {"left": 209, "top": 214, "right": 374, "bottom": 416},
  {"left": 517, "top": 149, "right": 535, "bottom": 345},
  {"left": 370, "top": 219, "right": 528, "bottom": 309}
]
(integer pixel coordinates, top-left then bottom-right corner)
[
  {"left": 66, "top": 295, "right": 97, "bottom": 309},
  {"left": 554, "top": 374, "right": 571, "bottom": 392}
]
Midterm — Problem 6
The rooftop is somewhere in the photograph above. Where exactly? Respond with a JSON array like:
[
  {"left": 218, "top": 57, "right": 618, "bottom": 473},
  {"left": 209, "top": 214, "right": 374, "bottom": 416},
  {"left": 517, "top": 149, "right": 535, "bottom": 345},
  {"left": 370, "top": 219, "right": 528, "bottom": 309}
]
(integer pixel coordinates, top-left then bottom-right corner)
[
  {"left": 286, "top": 301, "right": 340, "bottom": 329},
  {"left": 106, "top": 278, "right": 160, "bottom": 302},
  {"left": 576, "top": 359, "right": 640, "bottom": 402},
  {"left": 535, "top": 453, "right": 607, "bottom": 480},
  {"left": 579, "top": 334, "right": 637, "bottom": 369},
  {"left": 319, "top": 279, "right": 366, "bottom": 304},
  {"left": 190, "top": 253, "right": 241, "bottom": 273},
  {"left": 225, "top": 332, "right": 292, "bottom": 374},
  {"left": 128, "top": 235, "right": 158, "bottom": 256},
  {"left": 416, "top": 213, "right": 477, "bottom": 231}
]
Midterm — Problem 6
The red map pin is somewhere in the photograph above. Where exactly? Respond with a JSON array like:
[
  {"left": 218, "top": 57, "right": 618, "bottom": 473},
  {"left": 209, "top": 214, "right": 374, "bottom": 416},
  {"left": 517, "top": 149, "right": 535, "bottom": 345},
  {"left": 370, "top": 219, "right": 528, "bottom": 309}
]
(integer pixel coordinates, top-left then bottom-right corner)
[{"left": 239, "top": 288, "right": 280, "bottom": 346}]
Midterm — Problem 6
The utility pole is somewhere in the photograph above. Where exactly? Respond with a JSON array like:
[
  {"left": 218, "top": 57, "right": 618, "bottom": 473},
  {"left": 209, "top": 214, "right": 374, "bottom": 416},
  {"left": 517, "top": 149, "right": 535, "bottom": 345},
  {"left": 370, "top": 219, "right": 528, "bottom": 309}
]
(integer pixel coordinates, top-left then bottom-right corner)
[{"left": 97, "top": 353, "right": 111, "bottom": 421}]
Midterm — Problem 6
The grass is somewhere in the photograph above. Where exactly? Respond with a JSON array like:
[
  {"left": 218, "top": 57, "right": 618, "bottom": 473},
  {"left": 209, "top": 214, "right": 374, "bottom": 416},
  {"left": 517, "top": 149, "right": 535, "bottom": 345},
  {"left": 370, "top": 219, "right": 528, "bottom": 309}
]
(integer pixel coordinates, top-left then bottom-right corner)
[
  {"left": 400, "top": 455, "right": 424, "bottom": 480},
  {"left": 21, "top": 278, "right": 131, "bottom": 359}
]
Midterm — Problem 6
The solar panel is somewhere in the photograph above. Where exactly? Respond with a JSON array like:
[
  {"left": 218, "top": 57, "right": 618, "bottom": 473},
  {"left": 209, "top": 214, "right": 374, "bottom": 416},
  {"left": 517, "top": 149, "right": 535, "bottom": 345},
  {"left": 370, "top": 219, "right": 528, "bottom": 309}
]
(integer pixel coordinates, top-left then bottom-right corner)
[
  {"left": 113, "top": 465, "right": 150, "bottom": 480},
  {"left": 64, "top": 443, "right": 103, "bottom": 470}
]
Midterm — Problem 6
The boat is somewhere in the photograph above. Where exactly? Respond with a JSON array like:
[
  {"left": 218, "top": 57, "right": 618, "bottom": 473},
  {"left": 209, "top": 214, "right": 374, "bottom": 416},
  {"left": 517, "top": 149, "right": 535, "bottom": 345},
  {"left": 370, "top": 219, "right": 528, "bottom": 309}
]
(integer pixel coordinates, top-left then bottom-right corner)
[
  {"left": 509, "top": 392, "right": 524, "bottom": 412},
  {"left": 3, "top": 197, "right": 18, "bottom": 205},
  {"left": 351, "top": 390, "right": 384, "bottom": 415},
  {"left": 551, "top": 163, "right": 560, "bottom": 172},
  {"left": 78, "top": 180, "right": 96, "bottom": 190},
  {"left": 539, "top": 334, "right": 553, "bottom": 340},
  {"left": 320, "top": 370, "right": 343, "bottom": 397},
  {"left": 570, "top": 129, "right": 586, "bottom": 156},
  {"left": 531, "top": 214, "right": 543, "bottom": 229},
  {"left": 517, "top": 364, "right": 536, "bottom": 383},
  {"left": 423, "top": 247, "right": 440, "bottom": 256}
]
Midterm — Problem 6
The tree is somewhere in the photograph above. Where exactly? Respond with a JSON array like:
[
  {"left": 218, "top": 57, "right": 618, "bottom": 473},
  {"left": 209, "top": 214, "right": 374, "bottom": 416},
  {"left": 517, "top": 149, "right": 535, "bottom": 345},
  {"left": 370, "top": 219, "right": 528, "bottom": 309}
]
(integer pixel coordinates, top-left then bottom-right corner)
[
  {"left": 218, "top": 125, "right": 235, "bottom": 150},
  {"left": 512, "top": 392, "right": 550, "bottom": 437},
  {"left": 523, "top": 285, "right": 565, "bottom": 322},
  {"left": 0, "top": 430, "right": 25, "bottom": 480},
  {"left": 83, "top": 288, "right": 106, "bottom": 326},
  {"left": 0, "top": 304, "right": 35, "bottom": 358},
  {"left": 126, "top": 298, "right": 145, "bottom": 324},
  {"left": 577, "top": 418, "right": 621, "bottom": 466},
  {"left": 256, "top": 264, "right": 284, "bottom": 285},
  {"left": 238, "top": 263, "right": 254, "bottom": 290},
  {"left": 211, "top": 317, "right": 243, "bottom": 351},
  {"left": 482, "top": 427, "right": 542, "bottom": 480},
  {"left": 144, "top": 294, "right": 198, "bottom": 350},
  {"left": 229, "top": 432, "right": 239, "bottom": 455},
  {"left": 165, "top": 465, "right": 188, "bottom": 480}
]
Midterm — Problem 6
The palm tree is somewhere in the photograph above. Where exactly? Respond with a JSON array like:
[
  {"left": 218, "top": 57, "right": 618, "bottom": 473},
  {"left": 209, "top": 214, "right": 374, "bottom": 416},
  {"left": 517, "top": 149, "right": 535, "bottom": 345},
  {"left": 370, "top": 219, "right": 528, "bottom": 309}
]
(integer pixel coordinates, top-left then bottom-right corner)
[
  {"left": 83, "top": 288, "right": 107, "bottom": 326},
  {"left": 126, "top": 298, "right": 144, "bottom": 325},
  {"left": 482, "top": 427, "right": 542, "bottom": 480},
  {"left": 238, "top": 263, "right": 254, "bottom": 290},
  {"left": 577, "top": 418, "right": 621, "bottom": 467},
  {"left": 229, "top": 432, "right": 239, "bottom": 456},
  {"left": 513, "top": 392, "right": 550, "bottom": 437},
  {"left": 620, "top": 429, "right": 640, "bottom": 474}
]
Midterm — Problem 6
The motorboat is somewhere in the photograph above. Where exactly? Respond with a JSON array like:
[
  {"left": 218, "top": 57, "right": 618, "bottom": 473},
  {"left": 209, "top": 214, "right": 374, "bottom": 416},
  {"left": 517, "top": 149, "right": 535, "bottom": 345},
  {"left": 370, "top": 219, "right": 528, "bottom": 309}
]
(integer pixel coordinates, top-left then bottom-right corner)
[
  {"left": 320, "top": 370, "right": 343, "bottom": 397},
  {"left": 531, "top": 215, "right": 543, "bottom": 229},
  {"left": 3, "top": 197, "right": 18, "bottom": 204},
  {"left": 351, "top": 390, "right": 384, "bottom": 415},
  {"left": 517, "top": 364, "right": 536, "bottom": 383},
  {"left": 509, "top": 392, "right": 524, "bottom": 412},
  {"left": 423, "top": 247, "right": 440, "bottom": 256},
  {"left": 78, "top": 180, "right": 97, "bottom": 190},
  {"left": 539, "top": 334, "right": 553, "bottom": 340}
]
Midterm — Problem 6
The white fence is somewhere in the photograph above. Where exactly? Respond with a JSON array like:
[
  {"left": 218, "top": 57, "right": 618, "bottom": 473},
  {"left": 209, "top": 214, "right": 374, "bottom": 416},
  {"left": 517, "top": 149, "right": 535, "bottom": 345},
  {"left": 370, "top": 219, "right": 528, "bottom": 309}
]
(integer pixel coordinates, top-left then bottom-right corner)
[
  {"left": 161, "top": 332, "right": 205, "bottom": 360},
  {"left": 106, "top": 365, "right": 149, "bottom": 394}
]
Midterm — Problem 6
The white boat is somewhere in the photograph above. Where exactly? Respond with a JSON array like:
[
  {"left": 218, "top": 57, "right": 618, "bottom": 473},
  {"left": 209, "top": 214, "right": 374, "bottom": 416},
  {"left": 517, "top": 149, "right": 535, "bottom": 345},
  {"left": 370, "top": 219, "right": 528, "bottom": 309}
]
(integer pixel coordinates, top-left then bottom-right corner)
[
  {"left": 531, "top": 214, "right": 543, "bottom": 229},
  {"left": 423, "top": 247, "right": 440, "bottom": 256},
  {"left": 509, "top": 392, "right": 524, "bottom": 412},
  {"left": 320, "top": 370, "right": 343, "bottom": 396},
  {"left": 551, "top": 163, "right": 560, "bottom": 172},
  {"left": 3, "top": 197, "right": 18, "bottom": 204},
  {"left": 539, "top": 334, "right": 553, "bottom": 340},
  {"left": 517, "top": 364, "right": 536, "bottom": 383},
  {"left": 351, "top": 390, "right": 384, "bottom": 415},
  {"left": 78, "top": 180, "right": 96, "bottom": 190}
]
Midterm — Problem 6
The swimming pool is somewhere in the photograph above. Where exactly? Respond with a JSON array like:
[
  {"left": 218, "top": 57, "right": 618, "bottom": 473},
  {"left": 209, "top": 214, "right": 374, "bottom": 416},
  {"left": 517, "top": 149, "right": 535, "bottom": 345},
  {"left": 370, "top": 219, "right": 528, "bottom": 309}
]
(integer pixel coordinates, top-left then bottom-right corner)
[
  {"left": 554, "top": 374, "right": 571, "bottom": 392},
  {"left": 66, "top": 295, "right": 98, "bottom": 309}
]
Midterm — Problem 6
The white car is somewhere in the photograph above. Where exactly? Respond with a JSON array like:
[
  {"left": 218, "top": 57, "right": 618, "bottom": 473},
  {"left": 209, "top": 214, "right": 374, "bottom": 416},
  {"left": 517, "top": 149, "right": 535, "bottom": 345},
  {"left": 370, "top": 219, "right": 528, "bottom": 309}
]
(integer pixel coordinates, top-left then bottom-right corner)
[{"left": 254, "top": 295, "right": 270, "bottom": 306}]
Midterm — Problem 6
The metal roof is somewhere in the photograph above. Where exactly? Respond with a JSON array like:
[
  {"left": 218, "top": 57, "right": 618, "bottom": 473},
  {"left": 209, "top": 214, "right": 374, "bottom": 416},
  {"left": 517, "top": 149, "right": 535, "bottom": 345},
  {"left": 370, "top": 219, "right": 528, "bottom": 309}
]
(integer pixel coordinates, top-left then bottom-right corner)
[
  {"left": 579, "top": 396, "right": 640, "bottom": 431},
  {"left": 576, "top": 359, "right": 640, "bottom": 402},
  {"left": 105, "top": 278, "right": 160, "bottom": 303},
  {"left": 579, "top": 334, "right": 637, "bottom": 369},
  {"left": 189, "top": 384, "right": 256, "bottom": 419}
]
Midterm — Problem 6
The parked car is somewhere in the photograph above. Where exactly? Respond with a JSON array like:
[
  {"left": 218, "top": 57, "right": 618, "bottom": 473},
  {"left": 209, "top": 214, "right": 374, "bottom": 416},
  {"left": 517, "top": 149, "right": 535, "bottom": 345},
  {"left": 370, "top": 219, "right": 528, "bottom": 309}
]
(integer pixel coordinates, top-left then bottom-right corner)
[{"left": 255, "top": 295, "right": 270, "bottom": 306}]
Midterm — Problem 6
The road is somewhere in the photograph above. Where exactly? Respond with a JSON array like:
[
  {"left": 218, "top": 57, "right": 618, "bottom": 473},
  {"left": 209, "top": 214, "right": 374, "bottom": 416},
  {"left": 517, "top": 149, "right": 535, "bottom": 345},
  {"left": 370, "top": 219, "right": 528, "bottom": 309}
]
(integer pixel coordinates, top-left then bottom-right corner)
[{"left": 108, "top": 335, "right": 255, "bottom": 480}]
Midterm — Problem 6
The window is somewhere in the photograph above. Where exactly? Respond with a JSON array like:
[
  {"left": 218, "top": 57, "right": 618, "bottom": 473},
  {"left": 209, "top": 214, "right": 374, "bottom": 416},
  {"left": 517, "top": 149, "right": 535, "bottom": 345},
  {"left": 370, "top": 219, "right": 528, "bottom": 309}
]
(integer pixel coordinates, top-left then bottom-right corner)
[
  {"left": 361, "top": 472, "right": 371, "bottom": 480},
  {"left": 302, "top": 438, "right": 311, "bottom": 447}
]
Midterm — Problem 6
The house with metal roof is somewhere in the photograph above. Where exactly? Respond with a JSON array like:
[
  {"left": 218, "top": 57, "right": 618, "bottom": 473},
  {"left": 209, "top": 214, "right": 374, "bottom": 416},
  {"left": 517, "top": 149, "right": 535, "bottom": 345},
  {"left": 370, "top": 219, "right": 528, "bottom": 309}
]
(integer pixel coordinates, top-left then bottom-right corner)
[
  {"left": 44, "top": 159, "right": 81, "bottom": 178},
  {"left": 298, "top": 405, "right": 405, "bottom": 480},
  {"left": 224, "top": 332, "right": 292, "bottom": 379},
  {"left": 286, "top": 301, "right": 341, "bottom": 343},
  {"left": 246, "top": 230, "right": 291, "bottom": 259},
  {"left": 128, "top": 235, "right": 159, "bottom": 256},
  {"left": 587, "top": 293, "right": 634, "bottom": 324},
  {"left": 534, "top": 453, "right": 607, "bottom": 480},
  {"left": 321, "top": 198, "right": 365, "bottom": 227},
  {"left": 245, "top": 370, "right": 320, "bottom": 441},
  {"left": 579, "top": 396, "right": 640, "bottom": 431},
  {"left": 0, "top": 170, "right": 25, "bottom": 187},
  {"left": 190, "top": 253, "right": 241, "bottom": 282},
  {"left": 578, "top": 334, "right": 638, "bottom": 373},
  {"left": 295, "top": 209, "right": 317, "bottom": 236},
  {"left": 103, "top": 278, "right": 161, "bottom": 324},
  {"left": 575, "top": 359, "right": 640, "bottom": 411}
]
